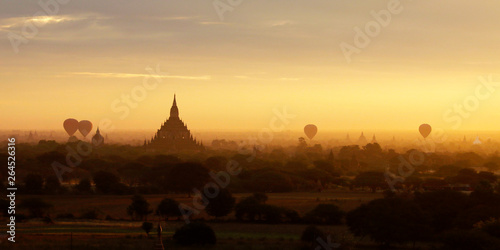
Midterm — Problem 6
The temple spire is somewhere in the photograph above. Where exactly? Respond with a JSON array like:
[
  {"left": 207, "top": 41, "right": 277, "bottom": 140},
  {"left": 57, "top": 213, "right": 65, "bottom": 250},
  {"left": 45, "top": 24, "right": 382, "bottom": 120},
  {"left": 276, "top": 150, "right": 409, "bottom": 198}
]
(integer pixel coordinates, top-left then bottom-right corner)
[{"left": 169, "top": 94, "right": 179, "bottom": 118}]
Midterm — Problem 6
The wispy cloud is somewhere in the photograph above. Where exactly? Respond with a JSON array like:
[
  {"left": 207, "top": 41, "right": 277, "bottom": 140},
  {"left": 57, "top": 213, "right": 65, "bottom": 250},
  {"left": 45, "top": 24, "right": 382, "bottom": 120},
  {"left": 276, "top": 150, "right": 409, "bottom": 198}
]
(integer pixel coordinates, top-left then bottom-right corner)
[
  {"left": 0, "top": 15, "right": 79, "bottom": 31},
  {"left": 233, "top": 75, "right": 300, "bottom": 81},
  {"left": 66, "top": 72, "right": 211, "bottom": 80},
  {"left": 266, "top": 20, "right": 295, "bottom": 27}
]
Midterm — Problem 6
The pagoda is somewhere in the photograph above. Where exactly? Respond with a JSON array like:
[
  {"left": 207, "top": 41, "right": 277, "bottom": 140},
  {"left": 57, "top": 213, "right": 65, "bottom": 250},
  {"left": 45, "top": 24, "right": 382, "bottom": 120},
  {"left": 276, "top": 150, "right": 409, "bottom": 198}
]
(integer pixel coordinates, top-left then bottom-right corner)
[{"left": 146, "top": 95, "right": 203, "bottom": 151}]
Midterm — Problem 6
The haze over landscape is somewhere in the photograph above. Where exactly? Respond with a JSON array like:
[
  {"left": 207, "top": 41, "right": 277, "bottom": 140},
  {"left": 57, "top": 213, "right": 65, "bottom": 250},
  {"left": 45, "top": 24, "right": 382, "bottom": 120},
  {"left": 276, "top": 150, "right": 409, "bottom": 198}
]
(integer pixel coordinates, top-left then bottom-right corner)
[{"left": 2, "top": 1, "right": 500, "bottom": 250}]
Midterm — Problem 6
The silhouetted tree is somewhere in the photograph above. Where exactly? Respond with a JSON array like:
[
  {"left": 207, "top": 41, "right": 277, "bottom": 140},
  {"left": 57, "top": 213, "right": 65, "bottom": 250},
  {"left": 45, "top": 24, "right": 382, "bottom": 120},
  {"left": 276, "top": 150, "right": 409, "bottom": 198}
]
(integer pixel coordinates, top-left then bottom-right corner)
[
  {"left": 346, "top": 197, "right": 429, "bottom": 247},
  {"left": 245, "top": 170, "right": 294, "bottom": 192},
  {"left": 414, "top": 190, "right": 468, "bottom": 233},
  {"left": 235, "top": 194, "right": 267, "bottom": 222},
  {"left": 126, "top": 194, "right": 152, "bottom": 221},
  {"left": 440, "top": 230, "right": 500, "bottom": 250},
  {"left": 92, "top": 171, "right": 120, "bottom": 194},
  {"left": 44, "top": 175, "right": 62, "bottom": 194},
  {"left": 167, "top": 162, "right": 210, "bottom": 197},
  {"left": 352, "top": 171, "right": 386, "bottom": 192},
  {"left": 156, "top": 198, "right": 181, "bottom": 221},
  {"left": 24, "top": 174, "right": 44, "bottom": 194},
  {"left": 205, "top": 189, "right": 235, "bottom": 219}
]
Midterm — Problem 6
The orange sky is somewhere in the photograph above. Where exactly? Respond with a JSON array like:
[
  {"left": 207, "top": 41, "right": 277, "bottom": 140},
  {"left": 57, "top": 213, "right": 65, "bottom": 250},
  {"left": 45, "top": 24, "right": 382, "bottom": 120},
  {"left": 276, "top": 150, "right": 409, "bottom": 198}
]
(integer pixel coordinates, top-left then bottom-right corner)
[{"left": 1, "top": 0, "right": 500, "bottom": 132}]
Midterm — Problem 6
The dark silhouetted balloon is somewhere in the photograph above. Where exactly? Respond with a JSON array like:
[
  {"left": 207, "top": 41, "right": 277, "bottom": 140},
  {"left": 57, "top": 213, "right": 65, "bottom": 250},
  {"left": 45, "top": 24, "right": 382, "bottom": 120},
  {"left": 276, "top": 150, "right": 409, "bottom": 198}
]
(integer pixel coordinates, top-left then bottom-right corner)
[
  {"left": 304, "top": 124, "right": 317, "bottom": 140},
  {"left": 63, "top": 118, "right": 79, "bottom": 136},
  {"left": 78, "top": 120, "right": 93, "bottom": 138},
  {"left": 419, "top": 124, "right": 432, "bottom": 139}
]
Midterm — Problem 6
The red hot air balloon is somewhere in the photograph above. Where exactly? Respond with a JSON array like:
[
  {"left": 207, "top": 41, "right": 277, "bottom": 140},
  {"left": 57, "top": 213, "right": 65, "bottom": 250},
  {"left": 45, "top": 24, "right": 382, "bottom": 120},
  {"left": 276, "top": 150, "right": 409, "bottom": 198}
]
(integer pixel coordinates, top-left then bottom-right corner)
[
  {"left": 78, "top": 120, "right": 93, "bottom": 138},
  {"left": 63, "top": 118, "right": 79, "bottom": 136},
  {"left": 419, "top": 124, "right": 432, "bottom": 139},
  {"left": 304, "top": 124, "right": 318, "bottom": 140}
]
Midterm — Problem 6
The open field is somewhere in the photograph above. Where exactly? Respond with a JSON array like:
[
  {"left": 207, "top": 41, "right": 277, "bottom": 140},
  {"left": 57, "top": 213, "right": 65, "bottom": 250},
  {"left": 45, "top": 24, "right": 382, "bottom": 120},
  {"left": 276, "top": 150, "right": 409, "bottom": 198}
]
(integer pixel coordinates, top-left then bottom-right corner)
[
  {"left": 17, "top": 191, "right": 384, "bottom": 220},
  {"left": 0, "top": 191, "right": 394, "bottom": 249},
  {"left": 2, "top": 221, "right": 432, "bottom": 250}
]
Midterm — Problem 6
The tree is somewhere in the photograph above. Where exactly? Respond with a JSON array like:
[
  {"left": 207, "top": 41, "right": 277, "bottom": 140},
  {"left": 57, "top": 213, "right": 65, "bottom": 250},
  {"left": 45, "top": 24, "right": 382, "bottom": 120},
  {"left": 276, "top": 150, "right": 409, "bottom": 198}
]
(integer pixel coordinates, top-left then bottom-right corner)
[
  {"left": 235, "top": 194, "right": 266, "bottom": 222},
  {"left": 352, "top": 171, "right": 387, "bottom": 192},
  {"left": 92, "top": 171, "right": 124, "bottom": 194},
  {"left": 205, "top": 189, "right": 235, "bottom": 219},
  {"left": 126, "top": 195, "right": 152, "bottom": 221},
  {"left": 173, "top": 222, "right": 216, "bottom": 245},
  {"left": 346, "top": 197, "right": 430, "bottom": 247},
  {"left": 246, "top": 170, "right": 294, "bottom": 192},
  {"left": 304, "top": 204, "right": 344, "bottom": 225},
  {"left": 141, "top": 222, "right": 153, "bottom": 237},
  {"left": 234, "top": 193, "right": 296, "bottom": 223},
  {"left": 440, "top": 230, "right": 500, "bottom": 250},
  {"left": 166, "top": 162, "right": 210, "bottom": 196},
  {"left": 24, "top": 174, "right": 44, "bottom": 194},
  {"left": 156, "top": 198, "right": 181, "bottom": 221},
  {"left": 20, "top": 198, "right": 53, "bottom": 218},
  {"left": 414, "top": 190, "right": 469, "bottom": 232},
  {"left": 45, "top": 176, "right": 62, "bottom": 194}
]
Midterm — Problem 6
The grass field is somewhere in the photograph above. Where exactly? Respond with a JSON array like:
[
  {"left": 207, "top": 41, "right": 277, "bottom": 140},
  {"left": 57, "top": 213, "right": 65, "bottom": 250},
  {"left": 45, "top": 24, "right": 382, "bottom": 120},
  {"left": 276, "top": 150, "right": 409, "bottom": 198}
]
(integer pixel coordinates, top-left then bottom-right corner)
[
  {"left": 1, "top": 191, "right": 392, "bottom": 249},
  {"left": 19, "top": 191, "right": 383, "bottom": 220}
]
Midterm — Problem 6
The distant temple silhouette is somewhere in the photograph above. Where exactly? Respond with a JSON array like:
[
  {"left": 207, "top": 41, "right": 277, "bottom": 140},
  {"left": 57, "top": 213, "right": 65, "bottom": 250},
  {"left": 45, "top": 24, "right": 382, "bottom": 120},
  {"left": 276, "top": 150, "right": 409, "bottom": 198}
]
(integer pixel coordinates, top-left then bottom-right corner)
[
  {"left": 357, "top": 132, "right": 367, "bottom": 145},
  {"left": 145, "top": 95, "right": 203, "bottom": 151},
  {"left": 92, "top": 127, "right": 104, "bottom": 146}
]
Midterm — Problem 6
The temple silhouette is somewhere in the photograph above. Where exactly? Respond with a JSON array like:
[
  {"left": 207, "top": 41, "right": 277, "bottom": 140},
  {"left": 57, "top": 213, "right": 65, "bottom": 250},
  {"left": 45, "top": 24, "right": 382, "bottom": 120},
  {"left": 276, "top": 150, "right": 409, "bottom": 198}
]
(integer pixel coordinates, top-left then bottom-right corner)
[{"left": 145, "top": 95, "right": 203, "bottom": 151}]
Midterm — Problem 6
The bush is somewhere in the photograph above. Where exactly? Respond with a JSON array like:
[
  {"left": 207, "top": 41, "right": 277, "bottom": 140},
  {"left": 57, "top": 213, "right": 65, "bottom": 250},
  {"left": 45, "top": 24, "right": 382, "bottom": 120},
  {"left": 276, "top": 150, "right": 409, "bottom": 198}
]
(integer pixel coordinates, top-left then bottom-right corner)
[
  {"left": 141, "top": 222, "right": 153, "bottom": 237},
  {"left": 173, "top": 222, "right": 216, "bottom": 245}
]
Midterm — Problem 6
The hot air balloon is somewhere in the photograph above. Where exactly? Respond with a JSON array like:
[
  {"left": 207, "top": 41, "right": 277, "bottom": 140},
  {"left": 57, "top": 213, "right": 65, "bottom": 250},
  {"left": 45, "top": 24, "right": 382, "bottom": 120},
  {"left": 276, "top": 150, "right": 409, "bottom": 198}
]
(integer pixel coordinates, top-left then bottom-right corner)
[
  {"left": 304, "top": 124, "right": 317, "bottom": 140},
  {"left": 63, "top": 118, "right": 79, "bottom": 136},
  {"left": 419, "top": 124, "right": 432, "bottom": 139},
  {"left": 78, "top": 120, "right": 93, "bottom": 138}
]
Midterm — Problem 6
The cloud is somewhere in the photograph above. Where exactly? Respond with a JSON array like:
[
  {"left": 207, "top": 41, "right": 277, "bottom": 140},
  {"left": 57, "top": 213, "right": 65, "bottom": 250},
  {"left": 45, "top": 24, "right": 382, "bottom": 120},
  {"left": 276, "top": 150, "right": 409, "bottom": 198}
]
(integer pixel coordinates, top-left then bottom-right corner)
[
  {"left": 66, "top": 72, "right": 211, "bottom": 80},
  {"left": 267, "top": 20, "right": 295, "bottom": 27}
]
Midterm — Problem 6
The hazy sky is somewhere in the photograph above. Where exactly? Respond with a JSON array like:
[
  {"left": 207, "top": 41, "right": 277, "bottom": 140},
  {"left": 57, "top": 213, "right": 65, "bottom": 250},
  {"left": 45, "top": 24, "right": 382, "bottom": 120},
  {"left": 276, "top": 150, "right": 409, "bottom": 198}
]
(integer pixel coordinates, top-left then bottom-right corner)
[{"left": 1, "top": 0, "right": 500, "bottom": 133}]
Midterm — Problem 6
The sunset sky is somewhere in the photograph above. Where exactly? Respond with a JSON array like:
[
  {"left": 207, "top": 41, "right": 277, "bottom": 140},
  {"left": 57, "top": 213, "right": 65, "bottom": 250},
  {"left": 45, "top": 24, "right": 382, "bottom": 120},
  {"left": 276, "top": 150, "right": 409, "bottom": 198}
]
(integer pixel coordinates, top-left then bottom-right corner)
[{"left": 1, "top": 0, "right": 500, "bottom": 133}]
